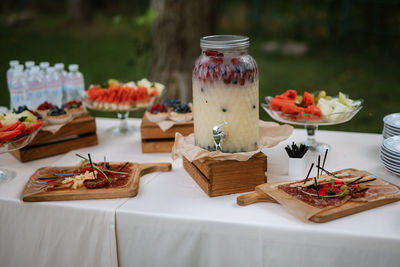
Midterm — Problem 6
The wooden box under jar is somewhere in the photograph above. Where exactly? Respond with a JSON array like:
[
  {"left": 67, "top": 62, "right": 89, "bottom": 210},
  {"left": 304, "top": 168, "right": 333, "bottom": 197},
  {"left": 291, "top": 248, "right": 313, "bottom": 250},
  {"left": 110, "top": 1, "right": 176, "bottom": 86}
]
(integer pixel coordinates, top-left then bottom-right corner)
[
  {"left": 140, "top": 115, "right": 194, "bottom": 153},
  {"left": 11, "top": 115, "right": 98, "bottom": 162},
  {"left": 182, "top": 152, "right": 267, "bottom": 197}
]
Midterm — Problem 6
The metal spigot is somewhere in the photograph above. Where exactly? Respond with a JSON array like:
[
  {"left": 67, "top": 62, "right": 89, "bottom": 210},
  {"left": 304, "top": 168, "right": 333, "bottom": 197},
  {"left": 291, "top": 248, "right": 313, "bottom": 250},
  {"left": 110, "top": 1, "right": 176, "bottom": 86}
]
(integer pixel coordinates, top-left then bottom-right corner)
[{"left": 212, "top": 121, "right": 227, "bottom": 151}]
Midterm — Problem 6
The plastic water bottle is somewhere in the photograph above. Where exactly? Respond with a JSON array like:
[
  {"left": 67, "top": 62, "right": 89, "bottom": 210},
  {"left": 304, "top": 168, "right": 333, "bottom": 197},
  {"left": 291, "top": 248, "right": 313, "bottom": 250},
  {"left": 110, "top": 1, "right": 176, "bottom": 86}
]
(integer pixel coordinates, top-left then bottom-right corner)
[
  {"left": 9, "top": 68, "right": 27, "bottom": 110},
  {"left": 45, "top": 67, "right": 62, "bottom": 106},
  {"left": 24, "top": 61, "right": 35, "bottom": 81},
  {"left": 65, "top": 64, "right": 85, "bottom": 101},
  {"left": 55, "top": 63, "right": 68, "bottom": 103},
  {"left": 39, "top": 62, "right": 49, "bottom": 75},
  {"left": 6, "top": 60, "right": 19, "bottom": 89},
  {"left": 25, "top": 61, "right": 35, "bottom": 71},
  {"left": 26, "top": 66, "right": 45, "bottom": 109}
]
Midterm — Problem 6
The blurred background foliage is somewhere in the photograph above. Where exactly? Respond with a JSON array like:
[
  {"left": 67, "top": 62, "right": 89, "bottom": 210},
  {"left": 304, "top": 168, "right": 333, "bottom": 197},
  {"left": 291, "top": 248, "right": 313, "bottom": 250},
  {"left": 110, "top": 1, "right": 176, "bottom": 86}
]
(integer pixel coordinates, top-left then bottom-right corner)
[{"left": 0, "top": 0, "right": 399, "bottom": 133}]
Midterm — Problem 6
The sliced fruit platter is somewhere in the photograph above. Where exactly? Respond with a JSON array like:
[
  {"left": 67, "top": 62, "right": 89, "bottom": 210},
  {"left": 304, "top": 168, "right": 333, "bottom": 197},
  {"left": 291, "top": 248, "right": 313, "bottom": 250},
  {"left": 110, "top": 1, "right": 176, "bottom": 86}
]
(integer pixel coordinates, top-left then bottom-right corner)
[
  {"left": 0, "top": 110, "right": 43, "bottom": 151},
  {"left": 262, "top": 89, "right": 363, "bottom": 125},
  {"left": 85, "top": 78, "right": 165, "bottom": 112},
  {"left": 145, "top": 98, "right": 193, "bottom": 123}
]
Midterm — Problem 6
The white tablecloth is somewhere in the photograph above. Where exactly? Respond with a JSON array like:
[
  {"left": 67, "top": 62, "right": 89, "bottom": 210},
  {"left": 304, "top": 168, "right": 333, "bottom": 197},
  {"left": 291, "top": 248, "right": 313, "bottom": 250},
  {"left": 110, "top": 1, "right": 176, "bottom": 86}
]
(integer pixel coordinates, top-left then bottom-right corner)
[
  {"left": 115, "top": 125, "right": 400, "bottom": 267},
  {"left": 0, "top": 118, "right": 161, "bottom": 267},
  {"left": 1, "top": 118, "right": 399, "bottom": 267}
]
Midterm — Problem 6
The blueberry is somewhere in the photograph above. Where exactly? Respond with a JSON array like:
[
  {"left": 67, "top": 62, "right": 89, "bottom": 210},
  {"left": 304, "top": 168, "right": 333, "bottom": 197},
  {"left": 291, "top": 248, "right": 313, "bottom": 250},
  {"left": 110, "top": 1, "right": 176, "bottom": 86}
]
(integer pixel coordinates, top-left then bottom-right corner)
[
  {"left": 201, "top": 87, "right": 204, "bottom": 93},
  {"left": 232, "top": 80, "right": 238, "bottom": 84},
  {"left": 253, "top": 104, "right": 256, "bottom": 109},
  {"left": 222, "top": 107, "right": 227, "bottom": 112}
]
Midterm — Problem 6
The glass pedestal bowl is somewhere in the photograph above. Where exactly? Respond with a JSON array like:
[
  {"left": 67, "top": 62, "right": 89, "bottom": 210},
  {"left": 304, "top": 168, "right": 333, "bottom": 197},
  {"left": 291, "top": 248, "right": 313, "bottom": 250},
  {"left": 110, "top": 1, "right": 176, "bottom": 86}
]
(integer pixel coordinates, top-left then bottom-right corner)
[
  {"left": 0, "top": 126, "right": 42, "bottom": 184},
  {"left": 262, "top": 96, "right": 363, "bottom": 153},
  {"left": 83, "top": 98, "right": 156, "bottom": 137}
]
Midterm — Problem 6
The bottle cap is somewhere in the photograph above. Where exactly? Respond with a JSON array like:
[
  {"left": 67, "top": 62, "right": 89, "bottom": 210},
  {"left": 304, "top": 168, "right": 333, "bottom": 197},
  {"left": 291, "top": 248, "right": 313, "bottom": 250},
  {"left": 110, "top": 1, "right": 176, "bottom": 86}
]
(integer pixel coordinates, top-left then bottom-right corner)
[
  {"left": 68, "top": 64, "right": 78, "bottom": 71},
  {"left": 10, "top": 60, "right": 19, "bottom": 67},
  {"left": 25, "top": 61, "right": 35, "bottom": 68},
  {"left": 40, "top": 62, "right": 50, "bottom": 69},
  {"left": 55, "top": 63, "right": 64, "bottom": 70}
]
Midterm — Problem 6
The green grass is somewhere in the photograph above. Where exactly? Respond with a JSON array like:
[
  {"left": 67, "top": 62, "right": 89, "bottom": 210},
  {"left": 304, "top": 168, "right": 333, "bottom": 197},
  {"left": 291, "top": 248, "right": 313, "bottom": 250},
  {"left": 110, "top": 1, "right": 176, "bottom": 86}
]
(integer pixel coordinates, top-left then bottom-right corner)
[{"left": 1, "top": 14, "right": 399, "bottom": 133}]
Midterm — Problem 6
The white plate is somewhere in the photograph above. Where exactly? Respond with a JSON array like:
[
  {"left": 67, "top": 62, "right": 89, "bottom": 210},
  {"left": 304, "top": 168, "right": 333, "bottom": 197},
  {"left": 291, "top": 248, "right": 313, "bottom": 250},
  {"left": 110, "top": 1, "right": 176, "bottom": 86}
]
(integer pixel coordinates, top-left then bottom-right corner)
[
  {"left": 383, "top": 113, "right": 400, "bottom": 128},
  {"left": 383, "top": 127, "right": 400, "bottom": 135},
  {"left": 382, "top": 136, "right": 400, "bottom": 154},
  {"left": 380, "top": 154, "right": 400, "bottom": 171},
  {"left": 381, "top": 161, "right": 400, "bottom": 176},
  {"left": 384, "top": 124, "right": 400, "bottom": 132},
  {"left": 380, "top": 146, "right": 400, "bottom": 161}
]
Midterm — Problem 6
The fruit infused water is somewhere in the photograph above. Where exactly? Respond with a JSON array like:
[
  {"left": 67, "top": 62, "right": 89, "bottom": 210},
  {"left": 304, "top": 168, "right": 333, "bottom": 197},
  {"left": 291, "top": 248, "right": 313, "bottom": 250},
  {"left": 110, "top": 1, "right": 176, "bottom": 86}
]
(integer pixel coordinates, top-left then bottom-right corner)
[{"left": 193, "top": 35, "right": 259, "bottom": 153}]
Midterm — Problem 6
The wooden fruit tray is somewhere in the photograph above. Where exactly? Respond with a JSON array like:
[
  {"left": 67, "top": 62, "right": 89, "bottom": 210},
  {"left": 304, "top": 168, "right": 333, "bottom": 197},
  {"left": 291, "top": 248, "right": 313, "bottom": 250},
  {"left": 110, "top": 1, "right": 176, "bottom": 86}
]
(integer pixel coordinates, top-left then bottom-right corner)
[
  {"left": 22, "top": 162, "right": 172, "bottom": 202},
  {"left": 11, "top": 115, "right": 98, "bottom": 162},
  {"left": 237, "top": 168, "right": 400, "bottom": 223},
  {"left": 183, "top": 152, "right": 267, "bottom": 197},
  {"left": 140, "top": 115, "right": 193, "bottom": 153}
]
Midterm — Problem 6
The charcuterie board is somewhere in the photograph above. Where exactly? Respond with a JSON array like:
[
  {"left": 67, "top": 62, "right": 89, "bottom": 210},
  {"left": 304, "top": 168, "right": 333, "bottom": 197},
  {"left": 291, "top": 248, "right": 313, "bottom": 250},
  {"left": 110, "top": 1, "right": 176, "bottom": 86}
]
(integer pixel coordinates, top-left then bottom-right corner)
[
  {"left": 237, "top": 169, "right": 400, "bottom": 223},
  {"left": 22, "top": 162, "right": 171, "bottom": 202}
]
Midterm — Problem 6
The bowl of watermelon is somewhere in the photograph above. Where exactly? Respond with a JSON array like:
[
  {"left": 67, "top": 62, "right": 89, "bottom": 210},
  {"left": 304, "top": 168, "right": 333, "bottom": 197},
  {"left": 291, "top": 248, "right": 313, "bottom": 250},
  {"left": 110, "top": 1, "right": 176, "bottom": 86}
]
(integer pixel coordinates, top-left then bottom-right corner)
[
  {"left": 262, "top": 90, "right": 363, "bottom": 153},
  {"left": 84, "top": 78, "right": 166, "bottom": 136}
]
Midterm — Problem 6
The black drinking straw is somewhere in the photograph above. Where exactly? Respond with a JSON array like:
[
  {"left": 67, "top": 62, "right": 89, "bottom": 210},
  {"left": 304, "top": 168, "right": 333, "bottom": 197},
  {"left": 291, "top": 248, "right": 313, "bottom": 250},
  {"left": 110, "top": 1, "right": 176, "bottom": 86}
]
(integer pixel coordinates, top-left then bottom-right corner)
[
  {"left": 303, "top": 163, "right": 314, "bottom": 184},
  {"left": 321, "top": 149, "right": 328, "bottom": 177},
  {"left": 88, "top": 153, "right": 97, "bottom": 179},
  {"left": 75, "top": 153, "right": 88, "bottom": 161},
  {"left": 347, "top": 176, "right": 365, "bottom": 186},
  {"left": 315, "top": 155, "right": 321, "bottom": 198},
  {"left": 118, "top": 162, "right": 129, "bottom": 172}
]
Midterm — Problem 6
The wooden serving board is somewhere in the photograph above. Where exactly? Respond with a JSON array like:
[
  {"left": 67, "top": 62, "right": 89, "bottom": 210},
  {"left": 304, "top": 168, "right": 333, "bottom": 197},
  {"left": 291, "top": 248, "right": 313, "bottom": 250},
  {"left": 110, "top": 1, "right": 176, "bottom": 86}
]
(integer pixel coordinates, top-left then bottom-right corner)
[
  {"left": 140, "top": 115, "right": 193, "bottom": 153},
  {"left": 22, "top": 162, "right": 172, "bottom": 202},
  {"left": 237, "top": 169, "right": 400, "bottom": 223},
  {"left": 11, "top": 115, "right": 98, "bottom": 162}
]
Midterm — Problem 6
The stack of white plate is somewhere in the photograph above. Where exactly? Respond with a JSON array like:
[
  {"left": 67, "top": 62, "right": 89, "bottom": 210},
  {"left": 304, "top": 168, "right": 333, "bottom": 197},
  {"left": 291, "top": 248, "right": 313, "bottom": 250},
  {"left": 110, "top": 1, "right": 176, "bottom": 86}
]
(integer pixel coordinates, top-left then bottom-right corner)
[
  {"left": 380, "top": 136, "right": 400, "bottom": 175},
  {"left": 383, "top": 113, "right": 400, "bottom": 139}
]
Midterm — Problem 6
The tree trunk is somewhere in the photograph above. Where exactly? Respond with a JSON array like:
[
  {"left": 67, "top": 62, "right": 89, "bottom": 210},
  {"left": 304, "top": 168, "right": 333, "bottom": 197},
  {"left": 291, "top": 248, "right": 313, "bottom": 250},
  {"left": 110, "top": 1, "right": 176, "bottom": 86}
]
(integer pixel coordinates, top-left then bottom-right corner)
[
  {"left": 150, "top": 0, "right": 221, "bottom": 102},
  {"left": 66, "top": 0, "right": 93, "bottom": 25}
]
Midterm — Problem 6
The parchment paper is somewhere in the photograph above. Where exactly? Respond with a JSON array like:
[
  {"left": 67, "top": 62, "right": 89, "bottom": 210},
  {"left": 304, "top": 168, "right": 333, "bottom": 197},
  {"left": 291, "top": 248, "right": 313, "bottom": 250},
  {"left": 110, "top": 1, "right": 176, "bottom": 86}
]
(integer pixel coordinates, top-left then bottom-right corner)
[
  {"left": 156, "top": 119, "right": 193, "bottom": 132},
  {"left": 172, "top": 120, "right": 293, "bottom": 162}
]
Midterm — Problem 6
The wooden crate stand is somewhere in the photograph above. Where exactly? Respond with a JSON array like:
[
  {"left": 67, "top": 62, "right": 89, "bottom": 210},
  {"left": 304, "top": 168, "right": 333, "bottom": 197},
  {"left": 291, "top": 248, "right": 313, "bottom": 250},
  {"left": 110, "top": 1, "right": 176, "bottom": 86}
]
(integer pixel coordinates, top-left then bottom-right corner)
[
  {"left": 183, "top": 152, "right": 267, "bottom": 197},
  {"left": 140, "top": 115, "right": 193, "bottom": 153},
  {"left": 11, "top": 115, "right": 98, "bottom": 162}
]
